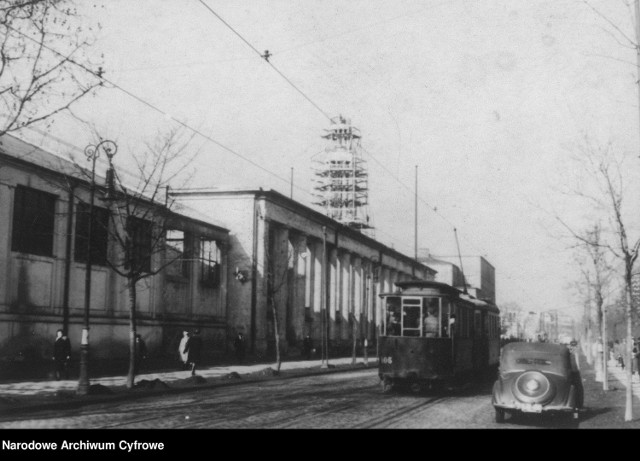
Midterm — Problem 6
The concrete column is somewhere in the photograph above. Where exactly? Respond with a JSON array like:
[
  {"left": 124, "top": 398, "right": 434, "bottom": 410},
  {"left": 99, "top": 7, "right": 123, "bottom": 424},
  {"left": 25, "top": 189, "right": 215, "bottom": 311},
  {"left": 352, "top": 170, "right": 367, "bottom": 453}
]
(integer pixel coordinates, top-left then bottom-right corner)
[
  {"left": 353, "top": 256, "right": 362, "bottom": 338},
  {"left": 254, "top": 212, "right": 269, "bottom": 353},
  {"left": 272, "top": 225, "right": 290, "bottom": 352},
  {"left": 304, "top": 239, "right": 313, "bottom": 313},
  {"left": 312, "top": 239, "right": 322, "bottom": 339},
  {"left": 290, "top": 233, "right": 307, "bottom": 344},
  {"left": 341, "top": 252, "right": 351, "bottom": 341},
  {"left": 328, "top": 247, "right": 339, "bottom": 341}
]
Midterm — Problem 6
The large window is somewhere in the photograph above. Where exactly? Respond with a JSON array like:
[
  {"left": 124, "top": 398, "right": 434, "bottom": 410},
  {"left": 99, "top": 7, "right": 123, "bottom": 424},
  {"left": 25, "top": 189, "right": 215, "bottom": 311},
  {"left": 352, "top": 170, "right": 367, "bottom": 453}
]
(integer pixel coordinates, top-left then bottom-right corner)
[
  {"left": 165, "top": 229, "right": 190, "bottom": 278},
  {"left": 200, "top": 238, "right": 220, "bottom": 288},
  {"left": 126, "top": 216, "right": 153, "bottom": 273},
  {"left": 74, "top": 202, "right": 109, "bottom": 266},
  {"left": 11, "top": 185, "right": 56, "bottom": 257}
]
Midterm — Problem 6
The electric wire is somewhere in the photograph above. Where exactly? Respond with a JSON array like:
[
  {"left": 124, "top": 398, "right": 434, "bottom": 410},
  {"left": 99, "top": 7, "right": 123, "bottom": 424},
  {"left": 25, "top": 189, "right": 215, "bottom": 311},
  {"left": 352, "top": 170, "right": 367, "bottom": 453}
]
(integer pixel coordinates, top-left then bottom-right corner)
[
  {"left": 197, "top": 0, "right": 332, "bottom": 121},
  {"left": 8, "top": 11, "right": 486, "bottom": 265},
  {"left": 5, "top": 23, "right": 317, "bottom": 203}
]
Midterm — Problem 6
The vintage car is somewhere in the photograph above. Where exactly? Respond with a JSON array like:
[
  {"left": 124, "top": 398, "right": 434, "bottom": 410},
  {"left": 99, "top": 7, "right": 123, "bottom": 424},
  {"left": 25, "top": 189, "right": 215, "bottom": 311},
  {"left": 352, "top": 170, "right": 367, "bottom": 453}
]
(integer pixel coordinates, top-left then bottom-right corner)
[{"left": 492, "top": 342, "right": 583, "bottom": 423}]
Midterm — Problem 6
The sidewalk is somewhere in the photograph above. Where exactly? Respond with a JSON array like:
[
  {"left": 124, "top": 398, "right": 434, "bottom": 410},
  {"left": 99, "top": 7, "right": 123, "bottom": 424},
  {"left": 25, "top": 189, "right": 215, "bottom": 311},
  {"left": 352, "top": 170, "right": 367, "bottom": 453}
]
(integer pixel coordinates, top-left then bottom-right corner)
[
  {"left": 577, "top": 355, "right": 640, "bottom": 428},
  {"left": 0, "top": 356, "right": 376, "bottom": 416}
]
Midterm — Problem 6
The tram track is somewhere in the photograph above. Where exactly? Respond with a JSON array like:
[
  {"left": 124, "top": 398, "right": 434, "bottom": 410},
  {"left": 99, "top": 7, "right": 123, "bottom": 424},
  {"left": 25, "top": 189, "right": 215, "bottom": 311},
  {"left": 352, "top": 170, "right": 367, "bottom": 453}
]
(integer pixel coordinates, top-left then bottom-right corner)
[{"left": 352, "top": 395, "right": 451, "bottom": 428}]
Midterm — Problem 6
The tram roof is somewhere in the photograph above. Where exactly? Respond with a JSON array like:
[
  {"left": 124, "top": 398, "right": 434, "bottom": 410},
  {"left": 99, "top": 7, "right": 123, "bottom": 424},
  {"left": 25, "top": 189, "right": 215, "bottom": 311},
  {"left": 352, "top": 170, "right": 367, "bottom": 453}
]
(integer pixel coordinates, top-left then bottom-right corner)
[{"left": 380, "top": 280, "right": 500, "bottom": 313}]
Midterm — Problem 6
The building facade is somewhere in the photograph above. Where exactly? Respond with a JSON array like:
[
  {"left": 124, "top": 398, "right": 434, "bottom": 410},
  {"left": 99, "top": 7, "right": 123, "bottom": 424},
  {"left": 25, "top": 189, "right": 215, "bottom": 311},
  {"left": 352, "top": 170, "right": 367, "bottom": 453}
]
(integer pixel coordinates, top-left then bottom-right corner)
[
  {"left": 0, "top": 135, "right": 229, "bottom": 376},
  {"left": 171, "top": 188, "right": 436, "bottom": 357}
]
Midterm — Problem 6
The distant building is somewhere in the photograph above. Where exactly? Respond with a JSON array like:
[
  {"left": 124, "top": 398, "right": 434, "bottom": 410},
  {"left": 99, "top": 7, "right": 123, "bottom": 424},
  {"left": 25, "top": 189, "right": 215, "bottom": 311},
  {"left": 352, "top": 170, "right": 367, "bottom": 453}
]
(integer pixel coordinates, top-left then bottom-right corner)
[
  {"left": 171, "top": 188, "right": 437, "bottom": 356},
  {"left": 417, "top": 249, "right": 496, "bottom": 305}
]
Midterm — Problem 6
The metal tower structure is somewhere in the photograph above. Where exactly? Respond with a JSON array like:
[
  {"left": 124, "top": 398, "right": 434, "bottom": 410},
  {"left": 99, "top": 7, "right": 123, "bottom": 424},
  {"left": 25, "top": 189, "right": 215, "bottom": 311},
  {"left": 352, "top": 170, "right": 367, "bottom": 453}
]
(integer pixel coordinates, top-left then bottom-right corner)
[{"left": 312, "top": 115, "right": 373, "bottom": 235}]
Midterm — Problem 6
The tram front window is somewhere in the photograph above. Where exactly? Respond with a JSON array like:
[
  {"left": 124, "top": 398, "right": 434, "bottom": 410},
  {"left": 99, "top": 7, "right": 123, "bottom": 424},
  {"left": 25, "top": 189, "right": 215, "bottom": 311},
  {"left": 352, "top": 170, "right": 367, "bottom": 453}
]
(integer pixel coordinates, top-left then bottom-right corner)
[
  {"left": 402, "top": 302, "right": 421, "bottom": 337},
  {"left": 385, "top": 297, "right": 401, "bottom": 336}
]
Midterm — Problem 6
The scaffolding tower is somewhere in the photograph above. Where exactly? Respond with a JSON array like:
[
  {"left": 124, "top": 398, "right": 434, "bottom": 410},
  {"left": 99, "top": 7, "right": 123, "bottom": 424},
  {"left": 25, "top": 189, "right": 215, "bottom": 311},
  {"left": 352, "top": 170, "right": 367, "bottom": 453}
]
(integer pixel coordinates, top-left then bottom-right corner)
[{"left": 312, "top": 115, "right": 373, "bottom": 235}]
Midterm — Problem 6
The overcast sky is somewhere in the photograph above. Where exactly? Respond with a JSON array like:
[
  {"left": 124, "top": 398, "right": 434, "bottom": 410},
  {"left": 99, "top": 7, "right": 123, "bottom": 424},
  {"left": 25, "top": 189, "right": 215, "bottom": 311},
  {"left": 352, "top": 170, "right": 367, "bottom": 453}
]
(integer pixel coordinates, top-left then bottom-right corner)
[{"left": 20, "top": 0, "right": 640, "bottom": 318}]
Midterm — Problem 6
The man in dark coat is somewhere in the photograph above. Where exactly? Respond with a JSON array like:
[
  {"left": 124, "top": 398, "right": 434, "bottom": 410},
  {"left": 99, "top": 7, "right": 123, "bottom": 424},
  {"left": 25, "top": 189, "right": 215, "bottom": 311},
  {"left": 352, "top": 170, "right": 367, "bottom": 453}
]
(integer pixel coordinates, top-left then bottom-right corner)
[
  {"left": 134, "top": 334, "right": 148, "bottom": 374},
  {"left": 233, "top": 333, "right": 246, "bottom": 364},
  {"left": 302, "top": 335, "right": 312, "bottom": 360},
  {"left": 53, "top": 329, "right": 71, "bottom": 380},
  {"left": 184, "top": 329, "right": 203, "bottom": 376}
]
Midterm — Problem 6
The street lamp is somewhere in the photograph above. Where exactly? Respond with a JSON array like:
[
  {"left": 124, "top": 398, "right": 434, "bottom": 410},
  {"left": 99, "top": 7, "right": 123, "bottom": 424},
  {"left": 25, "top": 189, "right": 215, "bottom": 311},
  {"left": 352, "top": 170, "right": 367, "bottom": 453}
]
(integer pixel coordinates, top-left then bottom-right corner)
[{"left": 77, "top": 139, "right": 117, "bottom": 396}]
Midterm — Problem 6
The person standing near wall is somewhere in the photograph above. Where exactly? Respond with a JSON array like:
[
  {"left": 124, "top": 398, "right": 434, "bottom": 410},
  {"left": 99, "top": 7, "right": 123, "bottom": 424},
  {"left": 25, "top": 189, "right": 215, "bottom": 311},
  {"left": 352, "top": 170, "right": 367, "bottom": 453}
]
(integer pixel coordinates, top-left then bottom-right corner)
[
  {"left": 185, "top": 329, "right": 203, "bottom": 376},
  {"left": 178, "top": 330, "right": 190, "bottom": 370},
  {"left": 233, "top": 332, "right": 246, "bottom": 364},
  {"left": 53, "top": 329, "right": 71, "bottom": 380},
  {"left": 135, "top": 334, "right": 148, "bottom": 374}
]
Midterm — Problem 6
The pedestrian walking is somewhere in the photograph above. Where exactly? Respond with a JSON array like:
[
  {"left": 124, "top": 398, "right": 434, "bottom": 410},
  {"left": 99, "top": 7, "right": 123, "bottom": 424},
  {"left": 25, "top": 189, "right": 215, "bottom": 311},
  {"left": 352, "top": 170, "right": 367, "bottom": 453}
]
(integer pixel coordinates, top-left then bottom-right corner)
[
  {"left": 233, "top": 332, "right": 246, "bottom": 364},
  {"left": 184, "top": 329, "right": 203, "bottom": 376},
  {"left": 135, "top": 334, "right": 148, "bottom": 374},
  {"left": 634, "top": 339, "right": 640, "bottom": 377},
  {"left": 52, "top": 329, "right": 71, "bottom": 380},
  {"left": 178, "top": 330, "right": 190, "bottom": 369},
  {"left": 615, "top": 340, "right": 625, "bottom": 370}
]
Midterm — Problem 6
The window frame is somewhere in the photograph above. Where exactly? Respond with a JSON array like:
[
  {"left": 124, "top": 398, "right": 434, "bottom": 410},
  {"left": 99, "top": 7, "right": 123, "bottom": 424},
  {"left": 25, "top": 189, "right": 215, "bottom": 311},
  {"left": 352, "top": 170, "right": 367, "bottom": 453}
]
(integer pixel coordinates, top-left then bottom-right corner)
[
  {"left": 74, "top": 202, "right": 110, "bottom": 266},
  {"left": 11, "top": 185, "right": 57, "bottom": 257}
]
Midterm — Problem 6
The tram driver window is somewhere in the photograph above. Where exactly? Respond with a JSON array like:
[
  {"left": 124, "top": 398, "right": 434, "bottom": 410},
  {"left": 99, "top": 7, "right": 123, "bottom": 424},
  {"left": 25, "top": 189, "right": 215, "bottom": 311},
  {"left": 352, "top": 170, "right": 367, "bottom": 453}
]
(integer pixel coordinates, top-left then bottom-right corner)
[
  {"left": 423, "top": 298, "right": 439, "bottom": 338},
  {"left": 385, "top": 297, "right": 401, "bottom": 336}
]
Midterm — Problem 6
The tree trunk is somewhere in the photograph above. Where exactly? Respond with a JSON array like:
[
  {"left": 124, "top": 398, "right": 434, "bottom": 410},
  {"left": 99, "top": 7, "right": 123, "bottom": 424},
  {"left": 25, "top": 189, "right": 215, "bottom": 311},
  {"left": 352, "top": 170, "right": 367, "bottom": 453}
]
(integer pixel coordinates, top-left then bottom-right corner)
[
  {"left": 271, "top": 300, "right": 281, "bottom": 373},
  {"left": 625, "top": 267, "right": 634, "bottom": 421},
  {"left": 126, "top": 277, "right": 137, "bottom": 389}
]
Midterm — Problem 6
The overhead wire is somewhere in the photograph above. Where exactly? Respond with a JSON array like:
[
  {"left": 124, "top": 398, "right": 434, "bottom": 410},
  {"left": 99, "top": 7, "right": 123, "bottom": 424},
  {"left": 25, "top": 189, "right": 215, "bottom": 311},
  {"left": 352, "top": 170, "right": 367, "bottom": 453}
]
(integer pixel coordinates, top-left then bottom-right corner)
[
  {"left": 4, "top": 23, "right": 318, "bottom": 203},
  {"left": 197, "top": 0, "right": 332, "bottom": 121},
  {"left": 11, "top": 5, "right": 488, "bottom": 264}
]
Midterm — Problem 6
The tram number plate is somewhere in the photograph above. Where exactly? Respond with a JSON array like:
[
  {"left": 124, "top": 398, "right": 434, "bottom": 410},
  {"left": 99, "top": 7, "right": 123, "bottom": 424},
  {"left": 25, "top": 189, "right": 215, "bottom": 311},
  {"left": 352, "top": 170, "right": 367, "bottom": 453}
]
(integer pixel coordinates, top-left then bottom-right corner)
[
  {"left": 520, "top": 403, "right": 542, "bottom": 413},
  {"left": 381, "top": 356, "right": 393, "bottom": 364}
]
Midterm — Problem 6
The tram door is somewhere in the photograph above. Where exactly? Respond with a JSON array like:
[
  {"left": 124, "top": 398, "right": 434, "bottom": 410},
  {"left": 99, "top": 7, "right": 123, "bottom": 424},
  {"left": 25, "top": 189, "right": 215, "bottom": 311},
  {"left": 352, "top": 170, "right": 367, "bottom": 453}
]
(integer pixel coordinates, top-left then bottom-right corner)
[{"left": 472, "top": 310, "right": 482, "bottom": 371}]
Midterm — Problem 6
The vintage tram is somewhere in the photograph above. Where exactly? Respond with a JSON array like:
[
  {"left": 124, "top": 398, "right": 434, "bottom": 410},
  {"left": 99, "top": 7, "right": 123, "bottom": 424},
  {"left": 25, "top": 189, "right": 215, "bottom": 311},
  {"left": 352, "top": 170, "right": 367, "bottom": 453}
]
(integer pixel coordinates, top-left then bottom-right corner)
[{"left": 378, "top": 280, "right": 500, "bottom": 392}]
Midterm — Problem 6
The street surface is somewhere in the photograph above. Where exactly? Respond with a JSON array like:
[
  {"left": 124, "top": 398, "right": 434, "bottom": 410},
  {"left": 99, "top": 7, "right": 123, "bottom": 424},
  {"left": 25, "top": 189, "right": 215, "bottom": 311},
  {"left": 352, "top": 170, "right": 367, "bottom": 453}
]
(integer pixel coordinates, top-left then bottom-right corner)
[{"left": 0, "top": 369, "right": 581, "bottom": 429}]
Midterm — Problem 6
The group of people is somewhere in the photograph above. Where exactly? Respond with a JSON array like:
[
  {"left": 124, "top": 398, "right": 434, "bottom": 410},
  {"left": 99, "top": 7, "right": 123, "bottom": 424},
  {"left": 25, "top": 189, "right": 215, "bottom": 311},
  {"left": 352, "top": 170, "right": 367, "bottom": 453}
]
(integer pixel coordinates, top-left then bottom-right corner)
[
  {"left": 611, "top": 338, "right": 640, "bottom": 375},
  {"left": 177, "top": 330, "right": 247, "bottom": 375},
  {"left": 53, "top": 329, "right": 150, "bottom": 379},
  {"left": 53, "top": 327, "right": 252, "bottom": 380}
]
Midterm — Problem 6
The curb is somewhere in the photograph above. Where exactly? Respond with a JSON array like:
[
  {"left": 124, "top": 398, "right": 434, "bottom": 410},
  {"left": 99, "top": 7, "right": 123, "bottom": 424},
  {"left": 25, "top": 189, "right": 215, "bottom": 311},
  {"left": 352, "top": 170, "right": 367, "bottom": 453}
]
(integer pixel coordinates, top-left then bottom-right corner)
[{"left": 0, "top": 362, "right": 377, "bottom": 416}]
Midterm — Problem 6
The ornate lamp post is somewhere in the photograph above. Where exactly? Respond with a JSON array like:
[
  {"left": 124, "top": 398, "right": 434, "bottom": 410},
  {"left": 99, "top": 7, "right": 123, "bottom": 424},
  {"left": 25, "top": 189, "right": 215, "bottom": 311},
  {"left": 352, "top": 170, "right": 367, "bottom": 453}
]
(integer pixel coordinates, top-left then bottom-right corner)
[{"left": 77, "top": 139, "right": 117, "bottom": 396}]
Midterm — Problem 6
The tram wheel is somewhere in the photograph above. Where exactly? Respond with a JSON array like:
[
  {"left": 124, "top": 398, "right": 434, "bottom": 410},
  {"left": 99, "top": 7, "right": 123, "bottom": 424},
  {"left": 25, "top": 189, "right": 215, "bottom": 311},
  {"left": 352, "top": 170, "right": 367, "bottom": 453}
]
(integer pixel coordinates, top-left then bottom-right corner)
[
  {"left": 495, "top": 407, "right": 506, "bottom": 424},
  {"left": 381, "top": 378, "right": 394, "bottom": 394}
]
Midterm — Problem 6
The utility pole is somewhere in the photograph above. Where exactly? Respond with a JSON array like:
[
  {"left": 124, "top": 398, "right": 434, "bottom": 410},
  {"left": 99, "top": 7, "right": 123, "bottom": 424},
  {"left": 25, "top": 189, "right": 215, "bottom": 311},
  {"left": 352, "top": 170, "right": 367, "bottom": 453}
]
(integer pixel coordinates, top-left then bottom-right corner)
[
  {"left": 77, "top": 139, "right": 117, "bottom": 396},
  {"left": 290, "top": 167, "right": 293, "bottom": 200},
  {"left": 414, "top": 165, "right": 418, "bottom": 261}
]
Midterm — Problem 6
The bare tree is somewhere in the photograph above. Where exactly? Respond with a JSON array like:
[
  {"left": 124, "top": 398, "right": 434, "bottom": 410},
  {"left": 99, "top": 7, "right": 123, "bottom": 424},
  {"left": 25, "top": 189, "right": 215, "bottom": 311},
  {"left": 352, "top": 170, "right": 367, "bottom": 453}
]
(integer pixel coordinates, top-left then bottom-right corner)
[
  {"left": 570, "top": 225, "right": 615, "bottom": 388},
  {"left": 264, "top": 227, "right": 295, "bottom": 374},
  {"left": 98, "top": 129, "right": 197, "bottom": 388},
  {"left": 0, "top": 0, "right": 102, "bottom": 136},
  {"left": 560, "top": 139, "right": 640, "bottom": 421}
]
